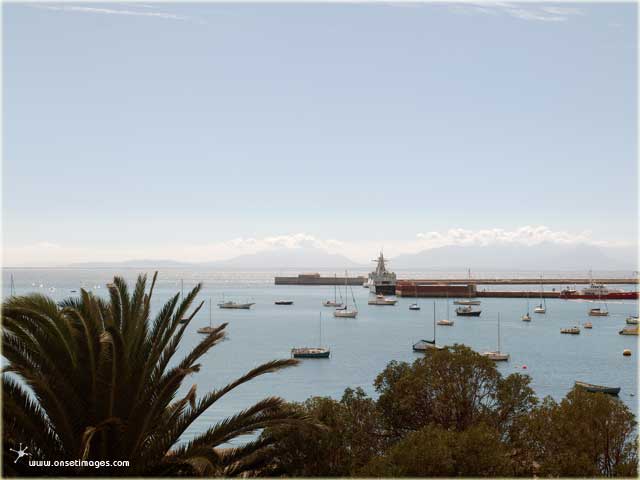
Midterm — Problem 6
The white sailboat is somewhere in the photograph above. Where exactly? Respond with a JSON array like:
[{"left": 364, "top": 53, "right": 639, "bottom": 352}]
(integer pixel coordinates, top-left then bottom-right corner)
[
  {"left": 437, "top": 292, "right": 454, "bottom": 326},
  {"left": 334, "top": 270, "right": 358, "bottom": 318},
  {"left": 323, "top": 274, "right": 344, "bottom": 308},
  {"left": 522, "top": 292, "right": 531, "bottom": 321},
  {"left": 197, "top": 298, "right": 216, "bottom": 334},
  {"left": 588, "top": 282, "right": 609, "bottom": 316},
  {"left": 413, "top": 302, "right": 443, "bottom": 351},
  {"left": 409, "top": 283, "right": 420, "bottom": 310},
  {"left": 533, "top": 275, "right": 546, "bottom": 314},
  {"left": 292, "top": 313, "right": 330, "bottom": 358},
  {"left": 482, "top": 314, "right": 509, "bottom": 361}
]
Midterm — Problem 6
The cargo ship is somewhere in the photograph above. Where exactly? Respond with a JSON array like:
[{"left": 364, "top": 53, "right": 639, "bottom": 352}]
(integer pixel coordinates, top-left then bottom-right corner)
[
  {"left": 366, "top": 252, "right": 397, "bottom": 295},
  {"left": 559, "top": 282, "right": 638, "bottom": 300}
]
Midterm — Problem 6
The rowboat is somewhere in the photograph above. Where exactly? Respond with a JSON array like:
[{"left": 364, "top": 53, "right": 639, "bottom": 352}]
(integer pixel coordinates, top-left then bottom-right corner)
[{"left": 575, "top": 381, "right": 620, "bottom": 396}]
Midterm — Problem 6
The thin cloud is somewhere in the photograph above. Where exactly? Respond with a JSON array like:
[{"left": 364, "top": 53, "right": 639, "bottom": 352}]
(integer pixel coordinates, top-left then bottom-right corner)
[
  {"left": 447, "top": 2, "right": 584, "bottom": 22},
  {"left": 33, "top": 4, "right": 197, "bottom": 23}
]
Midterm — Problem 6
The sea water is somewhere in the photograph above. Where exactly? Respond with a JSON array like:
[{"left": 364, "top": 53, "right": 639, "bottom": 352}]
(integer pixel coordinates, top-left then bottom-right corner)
[{"left": 2, "top": 268, "right": 638, "bottom": 443}]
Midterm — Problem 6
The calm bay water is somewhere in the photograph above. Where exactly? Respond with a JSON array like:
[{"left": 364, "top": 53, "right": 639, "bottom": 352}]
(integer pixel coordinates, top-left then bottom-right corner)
[{"left": 3, "top": 268, "right": 639, "bottom": 443}]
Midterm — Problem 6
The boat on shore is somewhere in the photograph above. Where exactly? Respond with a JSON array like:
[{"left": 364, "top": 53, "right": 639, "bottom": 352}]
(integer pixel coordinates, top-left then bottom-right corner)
[
  {"left": 561, "top": 326, "right": 580, "bottom": 335},
  {"left": 456, "top": 305, "right": 481, "bottom": 317},
  {"left": 368, "top": 294, "right": 397, "bottom": 306},
  {"left": 575, "top": 381, "right": 620, "bottom": 396},
  {"left": 619, "top": 326, "right": 639, "bottom": 336},
  {"left": 275, "top": 300, "right": 294, "bottom": 305}
]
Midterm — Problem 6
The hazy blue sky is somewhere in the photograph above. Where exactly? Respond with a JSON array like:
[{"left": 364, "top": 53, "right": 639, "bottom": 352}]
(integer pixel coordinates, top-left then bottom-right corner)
[{"left": 3, "top": 2, "right": 637, "bottom": 265}]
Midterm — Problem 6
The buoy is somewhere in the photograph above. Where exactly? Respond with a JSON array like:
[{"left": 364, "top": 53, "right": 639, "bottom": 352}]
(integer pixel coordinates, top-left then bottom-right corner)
[
  {"left": 522, "top": 365, "right": 527, "bottom": 369},
  {"left": 623, "top": 349, "right": 632, "bottom": 356}
]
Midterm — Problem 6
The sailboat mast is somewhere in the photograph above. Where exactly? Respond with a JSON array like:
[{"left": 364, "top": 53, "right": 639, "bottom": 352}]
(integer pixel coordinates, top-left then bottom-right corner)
[
  {"left": 498, "top": 313, "right": 501, "bottom": 353},
  {"left": 319, "top": 312, "right": 322, "bottom": 347},
  {"left": 334, "top": 274, "right": 337, "bottom": 303},
  {"left": 209, "top": 298, "right": 212, "bottom": 328},
  {"left": 344, "top": 270, "right": 348, "bottom": 309},
  {"left": 433, "top": 301, "right": 436, "bottom": 343}
]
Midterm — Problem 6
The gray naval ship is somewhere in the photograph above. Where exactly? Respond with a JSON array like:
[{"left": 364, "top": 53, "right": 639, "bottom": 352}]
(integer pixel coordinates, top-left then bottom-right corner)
[{"left": 366, "top": 251, "right": 397, "bottom": 295}]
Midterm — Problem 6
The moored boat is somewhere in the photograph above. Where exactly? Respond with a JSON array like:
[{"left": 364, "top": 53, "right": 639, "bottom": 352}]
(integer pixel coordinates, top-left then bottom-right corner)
[
  {"left": 561, "top": 326, "right": 580, "bottom": 334},
  {"left": 584, "top": 322, "right": 593, "bottom": 329},
  {"left": 368, "top": 294, "right": 397, "bottom": 305},
  {"left": 575, "top": 381, "right": 620, "bottom": 396},
  {"left": 456, "top": 305, "right": 481, "bottom": 317},
  {"left": 334, "top": 270, "right": 358, "bottom": 318},
  {"left": 218, "top": 301, "right": 255, "bottom": 309},
  {"left": 482, "top": 314, "right": 509, "bottom": 362},
  {"left": 197, "top": 299, "right": 217, "bottom": 335},
  {"left": 453, "top": 299, "right": 481, "bottom": 306},
  {"left": 323, "top": 274, "right": 344, "bottom": 308},
  {"left": 292, "top": 312, "right": 330, "bottom": 359},
  {"left": 588, "top": 308, "right": 609, "bottom": 317},
  {"left": 413, "top": 302, "right": 443, "bottom": 351},
  {"left": 437, "top": 319, "right": 454, "bottom": 326},
  {"left": 275, "top": 300, "right": 294, "bottom": 305},
  {"left": 626, "top": 316, "right": 638, "bottom": 325}
]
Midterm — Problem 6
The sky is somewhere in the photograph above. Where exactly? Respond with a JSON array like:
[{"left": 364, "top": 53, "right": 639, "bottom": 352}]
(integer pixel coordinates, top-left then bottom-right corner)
[{"left": 3, "top": 2, "right": 638, "bottom": 266}]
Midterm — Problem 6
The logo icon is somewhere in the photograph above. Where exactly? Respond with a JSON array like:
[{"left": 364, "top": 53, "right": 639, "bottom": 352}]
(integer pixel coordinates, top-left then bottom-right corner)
[{"left": 9, "top": 443, "right": 31, "bottom": 463}]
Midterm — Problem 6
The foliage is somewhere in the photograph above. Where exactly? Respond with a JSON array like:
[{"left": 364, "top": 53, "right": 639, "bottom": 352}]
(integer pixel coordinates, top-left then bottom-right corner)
[
  {"left": 2, "top": 273, "right": 304, "bottom": 476},
  {"left": 512, "top": 388, "right": 638, "bottom": 477}
]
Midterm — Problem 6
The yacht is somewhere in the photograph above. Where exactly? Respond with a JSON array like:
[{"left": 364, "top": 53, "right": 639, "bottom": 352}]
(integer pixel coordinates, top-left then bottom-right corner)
[
  {"left": 292, "top": 313, "right": 330, "bottom": 358},
  {"left": 456, "top": 305, "right": 481, "bottom": 317},
  {"left": 323, "top": 274, "right": 344, "bottom": 308},
  {"left": 482, "top": 314, "right": 509, "bottom": 361},
  {"left": 197, "top": 299, "right": 216, "bottom": 335},
  {"left": 626, "top": 316, "right": 638, "bottom": 325},
  {"left": 413, "top": 302, "right": 444, "bottom": 351},
  {"left": 368, "top": 294, "right": 397, "bottom": 306},
  {"left": 334, "top": 270, "right": 358, "bottom": 318}
]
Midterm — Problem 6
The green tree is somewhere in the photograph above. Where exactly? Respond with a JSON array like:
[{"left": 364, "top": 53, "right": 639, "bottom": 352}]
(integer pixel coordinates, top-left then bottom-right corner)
[
  {"left": 374, "top": 345, "right": 537, "bottom": 438},
  {"left": 514, "top": 388, "right": 638, "bottom": 477},
  {"left": 261, "top": 388, "right": 382, "bottom": 476},
  {"left": 2, "top": 273, "right": 303, "bottom": 476},
  {"left": 359, "top": 423, "right": 513, "bottom": 477}
]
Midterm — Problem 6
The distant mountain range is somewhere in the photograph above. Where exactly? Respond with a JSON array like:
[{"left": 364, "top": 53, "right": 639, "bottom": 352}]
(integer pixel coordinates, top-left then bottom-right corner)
[
  {"left": 391, "top": 243, "right": 637, "bottom": 271},
  {"left": 67, "top": 243, "right": 637, "bottom": 272}
]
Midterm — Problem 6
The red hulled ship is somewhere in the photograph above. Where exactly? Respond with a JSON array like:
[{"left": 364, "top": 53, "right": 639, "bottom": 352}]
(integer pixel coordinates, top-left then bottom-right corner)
[{"left": 560, "top": 283, "right": 638, "bottom": 300}]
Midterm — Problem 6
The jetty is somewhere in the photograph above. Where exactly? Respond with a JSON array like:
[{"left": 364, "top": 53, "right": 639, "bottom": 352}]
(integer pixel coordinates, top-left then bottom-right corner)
[
  {"left": 396, "top": 277, "right": 639, "bottom": 285},
  {"left": 275, "top": 273, "right": 366, "bottom": 286}
]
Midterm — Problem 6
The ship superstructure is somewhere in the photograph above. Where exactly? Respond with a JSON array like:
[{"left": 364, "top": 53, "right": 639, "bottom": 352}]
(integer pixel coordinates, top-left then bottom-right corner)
[{"left": 367, "top": 251, "right": 397, "bottom": 295}]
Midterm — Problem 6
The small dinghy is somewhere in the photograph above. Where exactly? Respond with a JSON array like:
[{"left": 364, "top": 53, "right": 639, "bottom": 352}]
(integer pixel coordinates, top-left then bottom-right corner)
[
  {"left": 575, "top": 381, "right": 620, "bottom": 396},
  {"left": 409, "top": 303, "right": 421, "bottom": 310}
]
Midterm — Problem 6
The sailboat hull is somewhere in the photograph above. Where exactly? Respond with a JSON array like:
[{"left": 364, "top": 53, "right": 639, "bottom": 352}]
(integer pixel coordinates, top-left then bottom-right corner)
[{"left": 291, "top": 348, "right": 330, "bottom": 359}]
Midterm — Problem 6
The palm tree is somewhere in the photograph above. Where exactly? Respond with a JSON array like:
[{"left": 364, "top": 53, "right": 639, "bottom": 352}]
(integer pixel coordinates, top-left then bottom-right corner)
[{"left": 2, "top": 272, "right": 304, "bottom": 476}]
